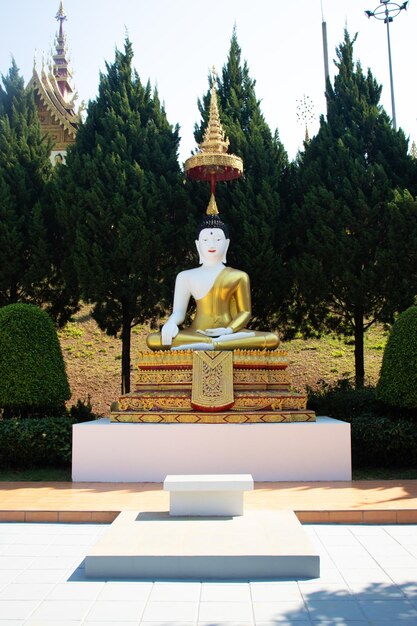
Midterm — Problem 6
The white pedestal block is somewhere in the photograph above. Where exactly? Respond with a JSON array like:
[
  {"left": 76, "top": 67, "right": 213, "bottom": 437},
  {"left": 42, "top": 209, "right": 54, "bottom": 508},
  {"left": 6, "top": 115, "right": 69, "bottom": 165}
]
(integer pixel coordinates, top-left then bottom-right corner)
[
  {"left": 164, "top": 474, "right": 254, "bottom": 516},
  {"left": 85, "top": 510, "right": 320, "bottom": 580},
  {"left": 72, "top": 417, "right": 351, "bottom": 482}
]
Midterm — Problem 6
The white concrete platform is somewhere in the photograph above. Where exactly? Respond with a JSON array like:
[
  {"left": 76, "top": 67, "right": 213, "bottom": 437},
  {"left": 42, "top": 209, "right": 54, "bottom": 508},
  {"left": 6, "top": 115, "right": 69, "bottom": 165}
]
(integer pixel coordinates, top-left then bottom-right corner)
[
  {"left": 85, "top": 509, "right": 320, "bottom": 580},
  {"left": 164, "top": 473, "right": 254, "bottom": 516},
  {"left": 72, "top": 417, "right": 351, "bottom": 482}
]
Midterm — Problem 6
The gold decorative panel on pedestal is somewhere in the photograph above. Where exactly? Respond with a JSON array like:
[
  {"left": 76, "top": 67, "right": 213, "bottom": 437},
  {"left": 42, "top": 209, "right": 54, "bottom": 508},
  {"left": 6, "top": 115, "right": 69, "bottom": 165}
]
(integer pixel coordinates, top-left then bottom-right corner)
[
  {"left": 191, "top": 351, "right": 234, "bottom": 410},
  {"left": 110, "top": 350, "right": 315, "bottom": 424}
]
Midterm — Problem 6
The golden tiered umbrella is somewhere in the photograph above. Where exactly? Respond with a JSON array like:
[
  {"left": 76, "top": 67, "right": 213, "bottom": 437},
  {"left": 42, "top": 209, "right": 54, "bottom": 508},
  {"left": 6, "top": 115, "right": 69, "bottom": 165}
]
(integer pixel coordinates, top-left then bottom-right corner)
[{"left": 184, "top": 69, "right": 243, "bottom": 215}]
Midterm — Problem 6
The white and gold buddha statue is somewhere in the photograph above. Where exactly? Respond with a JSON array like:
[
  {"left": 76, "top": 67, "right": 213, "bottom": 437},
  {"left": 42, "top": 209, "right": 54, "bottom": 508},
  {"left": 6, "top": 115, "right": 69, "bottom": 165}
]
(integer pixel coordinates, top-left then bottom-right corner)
[{"left": 147, "top": 214, "right": 279, "bottom": 351}]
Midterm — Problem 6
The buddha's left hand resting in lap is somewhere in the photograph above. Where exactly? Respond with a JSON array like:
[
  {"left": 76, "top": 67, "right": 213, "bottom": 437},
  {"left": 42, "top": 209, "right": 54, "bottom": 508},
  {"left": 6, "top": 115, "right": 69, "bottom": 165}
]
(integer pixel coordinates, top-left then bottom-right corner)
[{"left": 147, "top": 214, "right": 279, "bottom": 351}]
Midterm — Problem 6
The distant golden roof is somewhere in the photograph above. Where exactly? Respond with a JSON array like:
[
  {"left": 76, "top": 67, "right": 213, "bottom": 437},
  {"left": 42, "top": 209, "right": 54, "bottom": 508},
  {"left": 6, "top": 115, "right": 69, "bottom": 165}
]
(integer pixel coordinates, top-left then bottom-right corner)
[
  {"left": 27, "top": 2, "right": 80, "bottom": 140},
  {"left": 27, "top": 59, "right": 79, "bottom": 139}
]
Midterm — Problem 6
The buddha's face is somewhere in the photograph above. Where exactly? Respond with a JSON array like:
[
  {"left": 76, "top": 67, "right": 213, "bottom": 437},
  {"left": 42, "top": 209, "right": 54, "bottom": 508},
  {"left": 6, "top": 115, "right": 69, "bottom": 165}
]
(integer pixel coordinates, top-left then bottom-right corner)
[{"left": 195, "top": 228, "right": 230, "bottom": 265}]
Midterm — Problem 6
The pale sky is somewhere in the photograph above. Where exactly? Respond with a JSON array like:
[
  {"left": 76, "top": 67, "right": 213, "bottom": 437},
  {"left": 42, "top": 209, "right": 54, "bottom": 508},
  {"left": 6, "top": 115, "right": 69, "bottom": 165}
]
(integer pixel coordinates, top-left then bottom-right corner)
[{"left": 1, "top": 0, "right": 416, "bottom": 163}]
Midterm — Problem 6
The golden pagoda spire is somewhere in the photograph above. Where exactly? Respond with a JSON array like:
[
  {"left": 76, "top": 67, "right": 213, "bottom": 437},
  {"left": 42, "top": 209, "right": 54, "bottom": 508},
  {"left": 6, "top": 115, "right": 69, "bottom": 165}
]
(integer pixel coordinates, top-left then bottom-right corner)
[
  {"left": 184, "top": 67, "right": 243, "bottom": 216},
  {"left": 200, "top": 68, "right": 230, "bottom": 156}
]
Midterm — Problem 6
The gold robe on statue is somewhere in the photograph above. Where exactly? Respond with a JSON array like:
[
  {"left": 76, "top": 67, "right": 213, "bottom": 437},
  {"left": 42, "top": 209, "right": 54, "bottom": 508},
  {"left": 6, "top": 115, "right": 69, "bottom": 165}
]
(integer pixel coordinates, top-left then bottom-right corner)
[{"left": 147, "top": 267, "right": 279, "bottom": 351}]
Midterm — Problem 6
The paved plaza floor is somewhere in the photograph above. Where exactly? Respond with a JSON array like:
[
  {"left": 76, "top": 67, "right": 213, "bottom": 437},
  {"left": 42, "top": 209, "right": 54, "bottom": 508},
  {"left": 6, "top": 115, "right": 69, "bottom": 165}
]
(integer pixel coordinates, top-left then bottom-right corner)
[{"left": 0, "top": 521, "right": 417, "bottom": 625}]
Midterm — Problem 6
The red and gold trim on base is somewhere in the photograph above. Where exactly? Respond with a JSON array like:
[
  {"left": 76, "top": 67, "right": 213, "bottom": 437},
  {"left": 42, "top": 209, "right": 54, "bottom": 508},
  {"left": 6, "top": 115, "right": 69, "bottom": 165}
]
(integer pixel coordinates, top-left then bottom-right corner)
[{"left": 111, "top": 410, "right": 316, "bottom": 424}]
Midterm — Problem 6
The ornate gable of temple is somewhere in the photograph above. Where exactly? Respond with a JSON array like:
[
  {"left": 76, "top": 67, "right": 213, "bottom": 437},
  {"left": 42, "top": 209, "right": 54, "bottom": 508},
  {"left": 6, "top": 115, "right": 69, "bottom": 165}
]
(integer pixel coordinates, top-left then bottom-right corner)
[{"left": 27, "top": 1, "right": 81, "bottom": 164}]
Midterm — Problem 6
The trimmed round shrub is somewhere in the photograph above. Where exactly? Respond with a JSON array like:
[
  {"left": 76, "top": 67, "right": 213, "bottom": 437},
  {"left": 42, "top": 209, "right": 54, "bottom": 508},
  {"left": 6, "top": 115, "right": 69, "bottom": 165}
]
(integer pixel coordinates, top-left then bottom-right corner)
[
  {"left": 0, "top": 303, "right": 71, "bottom": 417},
  {"left": 377, "top": 306, "right": 417, "bottom": 409}
]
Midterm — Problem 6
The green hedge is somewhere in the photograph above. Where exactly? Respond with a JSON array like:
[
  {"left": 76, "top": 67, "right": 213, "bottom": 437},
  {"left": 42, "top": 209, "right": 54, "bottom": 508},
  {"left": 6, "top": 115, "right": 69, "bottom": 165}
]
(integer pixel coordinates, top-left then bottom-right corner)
[
  {"left": 0, "top": 417, "right": 75, "bottom": 468},
  {"left": 308, "top": 381, "right": 417, "bottom": 468},
  {"left": 350, "top": 415, "right": 417, "bottom": 468},
  {"left": 308, "top": 379, "right": 379, "bottom": 420}
]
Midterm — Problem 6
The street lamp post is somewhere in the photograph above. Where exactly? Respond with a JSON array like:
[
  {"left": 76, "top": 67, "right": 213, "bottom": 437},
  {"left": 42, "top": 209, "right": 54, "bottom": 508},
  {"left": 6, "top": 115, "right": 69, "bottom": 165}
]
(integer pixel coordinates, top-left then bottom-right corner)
[{"left": 365, "top": 1, "right": 408, "bottom": 130}]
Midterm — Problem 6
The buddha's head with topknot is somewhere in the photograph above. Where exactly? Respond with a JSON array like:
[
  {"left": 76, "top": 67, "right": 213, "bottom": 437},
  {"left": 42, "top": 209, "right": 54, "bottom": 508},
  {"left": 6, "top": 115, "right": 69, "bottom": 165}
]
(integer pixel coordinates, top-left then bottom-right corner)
[{"left": 195, "top": 214, "right": 230, "bottom": 266}]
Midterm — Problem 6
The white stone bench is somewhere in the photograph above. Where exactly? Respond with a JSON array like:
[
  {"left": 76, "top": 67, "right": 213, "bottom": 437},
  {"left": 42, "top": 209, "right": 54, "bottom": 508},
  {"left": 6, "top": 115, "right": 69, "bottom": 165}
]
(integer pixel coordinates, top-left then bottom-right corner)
[{"left": 163, "top": 474, "right": 254, "bottom": 516}]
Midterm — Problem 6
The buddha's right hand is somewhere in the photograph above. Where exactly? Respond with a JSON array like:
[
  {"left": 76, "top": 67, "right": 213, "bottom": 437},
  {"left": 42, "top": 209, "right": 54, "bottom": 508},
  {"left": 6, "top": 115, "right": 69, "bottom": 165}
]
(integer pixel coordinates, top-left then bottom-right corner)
[
  {"left": 161, "top": 319, "right": 179, "bottom": 346},
  {"left": 202, "top": 327, "right": 233, "bottom": 337}
]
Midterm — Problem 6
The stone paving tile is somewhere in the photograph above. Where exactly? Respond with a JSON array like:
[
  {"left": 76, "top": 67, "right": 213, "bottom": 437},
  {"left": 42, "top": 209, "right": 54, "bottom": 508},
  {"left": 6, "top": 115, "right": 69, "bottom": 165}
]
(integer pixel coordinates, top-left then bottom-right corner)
[
  {"left": 253, "top": 599, "right": 310, "bottom": 622},
  {"left": 0, "top": 557, "right": 34, "bottom": 570},
  {"left": 26, "top": 622, "right": 83, "bottom": 626},
  {"left": 298, "top": 568, "right": 346, "bottom": 584},
  {"left": 338, "top": 567, "right": 394, "bottom": 584},
  {"left": 45, "top": 581, "right": 105, "bottom": 601},
  {"left": 201, "top": 581, "right": 252, "bottom": 601},
  {"left": 198, "top": 600, "right": 254, "bottom": 622},
  {"left": 84, "top": 599, "right": 146, "bottom": 622},
  {"left": 358, "top": 598, "right": 417, "bottom": 621},
  {"left": 378, "top": 566, "right": 417, "bottom": 585},
  {"left": 96, "top": 581, "right": 152, "bottom": 602},
  {"left": 347, "top": 581, "right": 406, "bottom": 599},
  {"left": 0, "top": 571, "right": 19, "bottom": 588},
  {"left": 308, "top": 621, "right": 369, "bottom": 626},
  {"left": 0, "top": 523, "right": 417, "bottom": 625},
  {"left": 28, "top": 599, "right": 93, "bottom": 621},
  {"left": 304, "top": 598, "right": 367, "bottom": 621},
  {"left": 250, "top": 581, "right": 302, "bottom": 602},
  {"left": 366, "top": 621, "right": 417, "bottom": 626},
  {"left": 141, "top": 600, "right": 199, "bottom": 622},
  {"left": 26, "top": 555, "right": 80, "bottom": 571},
  {"left": 199, "top": 623, "right": 253, "bottom": 626},
  {"left": 0, "top": 600, "right": 40, "bottom": 620},
  {"left": 254, "top": 622, "right": 312, "bottom": 626},
  {"left": 141, "top": 623, "right": 195, "bottom": 626},
  {"left": 1, "top": 544, "right": 47, "bottom": 557},
  {"left": 149, "top": 581, "right": 201, "bottom": 602},
  {"left": 86, "top": 622, "right": 138, "bottom": 626},
  {"left": 373, "top": 553, "right": 417, "bottom": 568},
  {"left": 298, "top": 581, "right": 353, "bottom": 600},
  {"left": 0, "top": 582, "right": 53, "bottom": 601},
  {"left": 12, "top": 534, "right": 52, "bottom": 546},
  {"left": 315, "top": 534, "right": 359, "bottom": 547},
  {"left": 13, "top": 568, "right": 67, "bottom": 584}
]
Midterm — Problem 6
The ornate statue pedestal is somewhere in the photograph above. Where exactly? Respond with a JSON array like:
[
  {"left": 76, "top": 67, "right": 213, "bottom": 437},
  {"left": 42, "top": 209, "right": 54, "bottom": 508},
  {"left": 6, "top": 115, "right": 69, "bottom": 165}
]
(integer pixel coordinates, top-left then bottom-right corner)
[
  {"left": 110, "top": 350, "right": 316, "bottom": 423},
  {"left": 72, "top": 350, "right": 351, "bottom": 482}
]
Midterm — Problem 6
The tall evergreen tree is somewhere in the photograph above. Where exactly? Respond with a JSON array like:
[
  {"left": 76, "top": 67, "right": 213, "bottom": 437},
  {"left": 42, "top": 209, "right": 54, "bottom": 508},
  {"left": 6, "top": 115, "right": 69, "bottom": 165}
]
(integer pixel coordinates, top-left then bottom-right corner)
[
  {"left": 0, "top": 60, "right": 77, "bottom": 326},
  {"left": 61, "top": 40, "right": 185, "bottom": 393},
  {"left": 291, "top": 31, "right": 417, "bottom": 387},
  {"left": 194, "top": 30, "right": 289, "bottom": 328}
]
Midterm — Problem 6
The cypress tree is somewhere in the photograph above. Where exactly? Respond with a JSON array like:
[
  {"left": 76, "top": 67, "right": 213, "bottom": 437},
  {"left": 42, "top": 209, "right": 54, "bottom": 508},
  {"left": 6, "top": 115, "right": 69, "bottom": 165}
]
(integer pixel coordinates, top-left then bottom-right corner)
[
  {"left": 194, "top": 30, "right": 289, "bottom": 329},
  {"left": 0, "top": 60, "right": 77, "bottom": 326},
  {"left": 62, "top": 40, "right": 185, "bottom": 394},
  {"left": 291, "top": 31, "right": 417, "bottom": 387}
]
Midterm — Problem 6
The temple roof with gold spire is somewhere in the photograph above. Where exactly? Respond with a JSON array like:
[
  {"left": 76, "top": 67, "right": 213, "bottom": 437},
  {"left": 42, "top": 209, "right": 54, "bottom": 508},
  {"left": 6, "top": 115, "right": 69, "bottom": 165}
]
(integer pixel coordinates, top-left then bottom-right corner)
[{"left": 27, "top": 1, "right": 80, "bottom": 156}]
